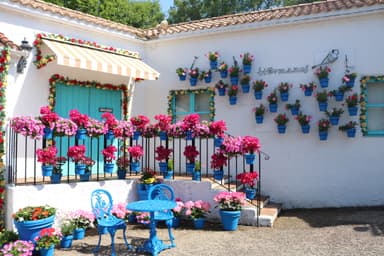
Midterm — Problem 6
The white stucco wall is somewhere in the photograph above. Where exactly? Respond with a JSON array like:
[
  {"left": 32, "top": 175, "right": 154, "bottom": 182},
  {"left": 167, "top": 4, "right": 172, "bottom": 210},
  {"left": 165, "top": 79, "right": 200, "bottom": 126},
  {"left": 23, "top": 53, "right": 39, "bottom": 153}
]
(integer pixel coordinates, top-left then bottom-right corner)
[{"left": 1, "top": 3, "right": 384, "bottom": 210}]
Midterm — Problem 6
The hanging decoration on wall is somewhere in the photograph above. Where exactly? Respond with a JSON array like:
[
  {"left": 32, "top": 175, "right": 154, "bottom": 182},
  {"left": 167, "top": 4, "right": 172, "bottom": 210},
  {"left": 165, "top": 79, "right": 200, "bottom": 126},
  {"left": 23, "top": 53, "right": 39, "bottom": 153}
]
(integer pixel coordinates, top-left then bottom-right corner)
[{"left": 48, "top": 74, "right": 130, "bottom": 119}]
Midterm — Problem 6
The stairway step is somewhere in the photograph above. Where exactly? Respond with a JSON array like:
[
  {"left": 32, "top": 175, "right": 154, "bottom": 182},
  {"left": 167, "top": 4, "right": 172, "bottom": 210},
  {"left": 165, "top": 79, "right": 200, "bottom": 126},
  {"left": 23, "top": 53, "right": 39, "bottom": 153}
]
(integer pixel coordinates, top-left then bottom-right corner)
[{"left": 258, "top": 203, "right": 282, "bottom": 227}]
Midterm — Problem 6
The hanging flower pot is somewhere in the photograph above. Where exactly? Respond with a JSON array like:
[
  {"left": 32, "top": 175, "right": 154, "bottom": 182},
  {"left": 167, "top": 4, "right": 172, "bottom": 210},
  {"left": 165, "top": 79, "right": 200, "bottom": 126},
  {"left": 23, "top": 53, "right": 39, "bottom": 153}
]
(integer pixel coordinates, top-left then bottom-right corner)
[
  {"left": 346, "top": 78, "right": 355, "bottom": 88},
  {"left": 217, "top": 87, "right": 226, "bottom": 96},
  {"left": 290, "top": 107, "right": 299, "bottom": 116},
  {"left": 229, "top": 96, "right": 237, "bottom": 105},
  {"left": 255, "top": 115, "right": 264, "bottom": 124},
  {"left": 319, "top": 78, "right": 329, "bottom": 88},
  {"left": 300, "top": 125, "right": 310, "bottom": 134},
  {"left": 79, "top": 172, "right": 90, "bottom": 181},
  {"left": 277, "top": 125, "right": 286, "bottom": 134},
  {"left": 210, "top": 60, "right": 218, "bottom": 70},
  {"left": 269, "top": 103, "right": 278, "bottom": 113},
  {"left": 105, "top": 130, "right": 114, "bottom": 140},
  {"left": 230, "top": 76, "right": 239, "bottom": 85},
  {"left": 158, "top": 162, "right": 168, "bottom": 173},
  {"left": 319, "top": 131, "right": 328, "bottom": 141},
  {"left": 304, "top": 88, "right": 313, "bottom": 96},
  {"left": 43, "top": 127, "right": 53, "bottom": 139},
  {"left": 75, "top": 128, "right": 87, "bottom": 140},
  {"left": 334, "top": 91, "right": 344, "bottom": 101},
  {"left": 241, "top": 83, "right": 250, "bottom": 93},
  {"left": 117, "top": 169, "right": 126, "bottom": 179},
  {"left": 185, "top": 130, "right": 193, "bottom": 140},
  {"left": 204, "top": 75, "right": 212, "bottom": 83},
  {"left": 254, "top": 91, "right": 263, "bottom": 100},
  {"left": 347, "top": 128, "right": 356, "bottom": 138},
  {"left": 348, "top": 106, "right": 358, "bottom": 116},
  {"left": 189, "top": 77, "right": 198, "bottom": 86},
  {"left": 243, "top": 64, "right": 252, "bottom": 74},
  {"left": 50, "top": 173, "right": 62, "bottom": 184},
  {"left": 214, "top": 137, "right": 224, "bottom": 147},
  {"left": 186, "top": 162, "right": 195, "bottom": 174},
  {"left": 213, "top": 170, "right": 224, "bottom": 180},
  {"left": 245, "top": 153, "right": 256, "bottom": 165},
  {"left": 329, "top": 116, "right": 340, "bottom": 126},
  {"left": 41, "top": 165, "right": 53, "bottom": 177},
  {"left": 131, "top": 161, "right": 141, "bottom": 173},
  {"left": 220, "top": 70, "right": 228, "bottom": 78},
  {"left": 318, "top": 102, "right": 328, "bottom": 112},
  {"left": 280, "top": 92, "right": 289, "bottom": 102},
  {"left": 133, "top": 131, "right": 141, "bottom": 140},
  {"left": 104, "top": 163, "right": 115, "bottom": 174},
  {"left": 245, "top": 188, "right": 256, "bottom": 200},
  {"left": 75, "top": 164, "right": 86, "bottom": 175},
  {"left": 192, "top": 171, "right": 201, "bottom": 181},
  {"left": 178, "top": 74, "right": 186, "bottom": 81},
  {"left": 159, "top": 131, "right": 168, "bottom": 140}
]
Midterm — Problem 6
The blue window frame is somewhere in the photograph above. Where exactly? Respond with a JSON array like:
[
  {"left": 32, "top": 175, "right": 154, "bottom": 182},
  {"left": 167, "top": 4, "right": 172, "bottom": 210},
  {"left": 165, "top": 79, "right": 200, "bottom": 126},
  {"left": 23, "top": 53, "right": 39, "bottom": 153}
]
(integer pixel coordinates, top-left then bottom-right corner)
[
  {"left": 360, "top": 75, "right": 384, "bottom": 136},
  {"left": 168, "top": 88, "right": 215, "bottom": 123}
]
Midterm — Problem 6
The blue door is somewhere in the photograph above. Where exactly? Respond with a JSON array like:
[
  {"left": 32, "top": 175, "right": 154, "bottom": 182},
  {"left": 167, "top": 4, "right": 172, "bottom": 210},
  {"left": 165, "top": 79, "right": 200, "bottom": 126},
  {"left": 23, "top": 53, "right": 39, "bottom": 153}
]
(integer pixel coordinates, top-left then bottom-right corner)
[{"left": 55, "top": 83, "right": 122, "bottom": 175}]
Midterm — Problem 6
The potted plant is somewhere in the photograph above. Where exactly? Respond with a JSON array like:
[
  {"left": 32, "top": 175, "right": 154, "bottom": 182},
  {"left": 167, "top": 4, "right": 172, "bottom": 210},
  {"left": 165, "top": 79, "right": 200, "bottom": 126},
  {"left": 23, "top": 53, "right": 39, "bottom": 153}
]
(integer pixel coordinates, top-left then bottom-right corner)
[
  {"left": 343, "top": 72, "right": 357, "bottom": 87},
  {"left": 209, "top": 120, "right": 227, "bottom": 147},
  {"left": 213, "top": 191, "right": 246, "bottom": 231},
  {"left": 267, "top": 90, "right": 278, "bottom": 112},
  {"left": 188, "top": 67, "right": 199, "bottom": 86},
  {"left": 228, "top": 58, "right": 240, "bottom": 84},
  {"left": 339, "top": 121, "right": 358, "bottom": 138},
  {"left": 34, "top": 227, "right": 62, "bottom": 255},
  {"left": 295, "top": 112, "right": 312, "bottom": 134},
  {"left": 69, "top": 109, "right": 89, "bottom": 140},
  {"left": 67, "top": 145, "right": 87, "bottom": 175},
  {"left": 274, "top": 113, "right": 289, "bottom": 134},
  {"left": 240, "top": 52, "right": 254, "bottom": 73},
  {"left": 278, "top": 82, "right": 292, "bottom": 102},
  {"left": 13, "top": 205, "right": 56, "bottom": 244},
  {"left": 300, "top": 82, "right": 317, "bottom": 96},
  {"left": 128, "top": 145, "right": 144, "bottom": 173},
  {"left": 171, "top": 198, "right": 185, "bottom": 228},
  {"left": 0, "top": 240, "right": 34, "bottom": 255},
  {"left": 236, "top": 172, "right": 259, "bottom": 200},
  {"left": 10, "top": 116, "right": 45, "bottom": 140},
  {"left": 176, "top": 67, "right": 187, "bottom": 80},
  {"left": 130, "top": 115, "right": 150, "bottom": 139},
  {"left": 69, "top": 209, "right": 95, "bottom": 240},
  {"left": 253, "top": 104, "right": 266, "bottom": 124},
  {"left": 54, "top": 117, "right": 78, "bottom": 137},
  {"left": 318, "top": 118, "right": 331, "bottom": 141},
  {"left": 240, "top": 75, "right": 251, "bottom": 93},
  {"left": 315, "top": 90, "right": 330, "bottom": 112},
  {"left": 184, "top": 200, "right": 211, "bottom": 229},
  {"left": 102, "top": 145, "right": 117, "bottom": 173},
  {"left": 329, "top": 85, "right": 351, "bottom": 102},
  {"left": 199, "top": 69, "right": 212, "bottom": 83},
  {"left": 285, "top": 99, "right": 301, "bottom": 115},
  {"left": 183, "top": 145, "right": 199, "bottom": 174},
  {"left": 101, "top": 112, "right": 118, "bottom": 139},
  {"left": 215, "top": 80, "right": 228, "bottom": 96},
  {"left": 210, "top": 152, "right": 227, "bottom": 180},
  {"left": 85, "top": 117, "right": 106, "bottom": 138},
  {"left": 0, "top": 230, "right": 19, "bottom": 248},
  {"left": 36, "top": 145, "right": 57, "bottom": 177},
  {"left": 140, "top": 170, "right": 157, "bottom": 187},
  {"left": 242, "top": 136, "right": 260, "bottom": 165},
  {"left": 116, "top": 155, "right": 130, "bottom": 179},
  {"left": 38, "top": 105, "right": 59, "bottom": 139},
  {"left": 111, "top": 202, "right": 132, "bottom": 223},
  {"left": 154, "top": 114, "right": 172, "bottom": 140},
  {"left": 207, "top": 51, "right": 219, "bottom": 69},
  {"left": 218, "top": 61, "right": 228, "bottom": 78},
  {"left": 315, "top": 66, "right": 331, "bottom": 88},
  {"left": 252, "top": 80, "right": 268, "bottom": 99},
  {"left": 325, "top": 108, "right": 344, "bottom": 125},
  {"left": 136, "top": 212, "right": 150, "bottom": 226},
  {"left": 345, "top": 93, "right": 359, "bottom": 116},
  {"left": 155, "top": 145, "right": 172, "bottom": 174},
  {"left": 227, "top": 85, "right": 239, "bottom": 105}
]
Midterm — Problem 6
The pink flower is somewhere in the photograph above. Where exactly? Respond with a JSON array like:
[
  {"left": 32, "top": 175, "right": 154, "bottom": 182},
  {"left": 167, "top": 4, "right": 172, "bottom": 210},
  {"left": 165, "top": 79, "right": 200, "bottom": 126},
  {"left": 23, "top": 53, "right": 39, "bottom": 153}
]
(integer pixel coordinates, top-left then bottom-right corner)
[{"left": 102, "top": 145, "right": 117, "bottom": 163}]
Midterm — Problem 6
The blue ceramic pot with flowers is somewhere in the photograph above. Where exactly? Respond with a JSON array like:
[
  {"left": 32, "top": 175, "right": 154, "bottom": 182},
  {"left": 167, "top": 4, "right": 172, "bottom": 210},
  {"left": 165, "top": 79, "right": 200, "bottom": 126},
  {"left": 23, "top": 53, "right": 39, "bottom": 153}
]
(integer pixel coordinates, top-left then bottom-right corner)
[
  {"left": 219, "top": 210, "right": 241, "bottom": 231},
  {"left": 319, "top": 131, "right": 328, "bottom": 141},
  {"left": 347, "top": 128, "right": 356, "bottom": 138},
  {"left": 254, "top": 91, "right": 263, "bottom": 100},
  {"left": 41, "top": 165, "right": 53, "bottom": 177},
  {"left": 277, "top": 125, "right": 286, "bottom": 134},
  {"left": 318, "top": 102, "right": 328, "bottom": 112},
  {"left": 335, "top": 91, "right": 344, "bottom": 101},
  {"left": 245, "top": 188, "right": 256, "bottom": 200},
  {"left": 43, "top": 127, "right": 53, "bottom": 139},
  {"left": 304, "top": 88, "right": 313, "bottom": 96},
  {"left": 210, "top": 61, "right": 218, "bottom": 70},
  {"left": 319, "top": 78, "right": 329, "bottom": 88},
  {"left": 179, "top": 74, "right": 186, "bottom": 81},
  {"left": 229, "top": 96, "right": 237, "bottom": 105},
  {"left": 269, "top": 103, "right": 277, "bottom": 113},
  {"left": 348, "top": 107, "right": 358, "bottom": 116},
  {"left": 213, "top": 170, "right": 224, "bottom": 180},
  {"left": 329, "top": 116, "right": 339, "bottom": 126},
  {"left": 280, "top": 92, "right": 289, "bottom": 102},
  {"left": 217, "top": 88, "right": 226, "bottom": 96},
  {"left": 243, "top": 64, "right": 251, "bottom": 74},
  {"left": 230, "top": 76, "right": 239, "bottom": 85},
  {"left": 301, "top": 125, "right": 310, "bottom": 134},
  {"left": 190, "top": 77, "right": 197, "bottom": 86},
  {"left": 220, "top": 70, "right": 228, "bottom": 78},
  {"left": 193, "top": 218, "right": 205, "bottom": 229},
  {"left": 255, "top": 115, "right": 264, "bottom": 124},
  {"left": 241, "top": 84, "right": 250, "bottom": 93}
]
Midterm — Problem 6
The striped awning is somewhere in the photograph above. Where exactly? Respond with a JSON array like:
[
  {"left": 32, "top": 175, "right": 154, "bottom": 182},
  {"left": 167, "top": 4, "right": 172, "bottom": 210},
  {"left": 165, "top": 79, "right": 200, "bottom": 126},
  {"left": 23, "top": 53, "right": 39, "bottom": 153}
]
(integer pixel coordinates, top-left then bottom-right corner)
[{"left": 42, "top": 39, "right": 159, "bottom": 80}]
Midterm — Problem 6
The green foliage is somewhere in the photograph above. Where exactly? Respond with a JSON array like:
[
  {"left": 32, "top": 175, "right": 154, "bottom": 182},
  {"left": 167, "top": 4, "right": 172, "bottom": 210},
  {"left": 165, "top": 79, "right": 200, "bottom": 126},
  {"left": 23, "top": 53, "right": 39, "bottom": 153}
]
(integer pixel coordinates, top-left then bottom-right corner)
[{"left": 0, "top": 230, "right": 18, "bottom": 248}]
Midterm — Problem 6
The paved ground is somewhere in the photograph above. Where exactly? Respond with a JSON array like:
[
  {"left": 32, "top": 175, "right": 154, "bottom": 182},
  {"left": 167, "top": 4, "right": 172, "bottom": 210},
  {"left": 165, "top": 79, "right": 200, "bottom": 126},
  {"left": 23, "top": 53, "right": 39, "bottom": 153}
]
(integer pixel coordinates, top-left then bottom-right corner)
[{"left": 55, "top": 206, "right": 384, "bottom": 256}]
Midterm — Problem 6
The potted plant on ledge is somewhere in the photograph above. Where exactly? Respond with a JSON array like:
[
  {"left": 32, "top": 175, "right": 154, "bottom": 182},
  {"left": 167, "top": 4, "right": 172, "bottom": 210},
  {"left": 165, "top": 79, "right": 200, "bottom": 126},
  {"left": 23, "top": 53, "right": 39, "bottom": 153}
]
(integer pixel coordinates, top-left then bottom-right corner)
[
  {"left": 215, "top": 80, "right": 228, "bottom": 96},
  {"left": 155, "top": 145, "right": 173, "bottom": 177},
  {"left": 183, "top": 145, "right": 199, "bottom": 174},
  {"left": 227, "top": 85, "right": 239, "bottom": 105},
  {"left": 102, "top": 145, "right": 117, "bottom": 174},
  {"left": 184, "top": 200, "right": 211, "bottom": 229},
  {"left": 236, "top": 172, "right": 259, "bottom": 200},
  {"left": 128, "top": 145, "right": 144, "bottom": 173},
  {"left": 36, "top": 145, "right": 58, "bottom": 177},
  {"left": 210, "top": 152, "right": 227, "bottom": 180},
  {"left": 300, "top": 82, "right": 317, "bottom": 96},
  {"left": 213, "top": 191, "right": 246, "bottom": 231}
]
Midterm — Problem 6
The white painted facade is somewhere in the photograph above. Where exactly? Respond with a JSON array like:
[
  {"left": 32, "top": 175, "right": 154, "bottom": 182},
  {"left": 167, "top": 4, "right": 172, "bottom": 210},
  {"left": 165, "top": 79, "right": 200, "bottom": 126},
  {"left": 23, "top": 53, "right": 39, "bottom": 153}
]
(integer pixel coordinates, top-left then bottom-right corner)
[{"left": 1, "top": 1, "right": 384, "bottom": 229}]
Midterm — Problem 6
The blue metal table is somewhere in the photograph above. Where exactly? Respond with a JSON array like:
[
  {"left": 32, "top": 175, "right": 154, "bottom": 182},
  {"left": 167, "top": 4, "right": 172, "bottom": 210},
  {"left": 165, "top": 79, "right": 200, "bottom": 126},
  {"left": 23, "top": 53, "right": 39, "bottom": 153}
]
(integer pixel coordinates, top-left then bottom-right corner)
[{"left": 127, "top": 199, "right": 176, "bottom": 256}]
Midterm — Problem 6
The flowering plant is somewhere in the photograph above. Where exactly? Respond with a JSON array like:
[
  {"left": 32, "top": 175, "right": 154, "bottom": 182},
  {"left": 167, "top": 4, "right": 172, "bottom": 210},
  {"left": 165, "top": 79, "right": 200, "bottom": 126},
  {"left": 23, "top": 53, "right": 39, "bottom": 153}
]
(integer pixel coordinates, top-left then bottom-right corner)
[
  {"left": 241, "top": 52, "right": 254, "bottom": 65},
  {"left": 34, "top": 227, "right": 62, "bottom": 250},
  {"left": 318, "top": 119, "right": 331, "bottom": 132},
  {"left": 236, "top": 172, "right": 259, "bottom": 189},
  {"left": 227, "top": 85, "right": 239, "bottom": 96},
  {"left": 329, "top": 85, "right": 352, "bottom": 97},
  {"left": 218, "top": 62, "right": 228, "bottom": 71},
  {"left": 69, "top": 109, "right": 89, "bottom": 129},
  {"left": 315, "top": 90, "right": 330, "bottom": 103},
  {"left": 154, "top": 114, "right": 172, "bottom": 132},
  {"left": 208, "top": 120, "right": 227, "bottom": 137},
  {"left": 213, "top": 191, "right": 246, "bottom": 211},
  {"left": 102, "top": 145, "right": 117, "bottom": 163},
  {"left": 155, "top": 145, "right": 172, "bottom": 162},
  {"left": 242, "top": 136, "right": 260, "bottom": 153},
  {"left": 36, "top": 146, "right": 57, "bottom": 166},
  {"left": 207, "top": 51, "right": 219, "bottom": 62},
  {"left": 54, "top": 117, "right": 78, "bottom": 137},
  {"left": 253, "top": 104, "right": 266, "bottom": 116},
  {"left": 199, "top": 69, "right": 212, "bottom": 80},
  {"left": 188, "top": 67, "right": 199, "bottom": 78},
  {"left": 0, "top": 240, "right": 34, "bottom": 255},
  {"left": 176, "top": 67, "right": 187, "bottom": 76},
  {"left": 252, "top": 80, "right": 268, "bottom": 92},
  {"left": 136, "top": 212, "right": 150, "bottom": 224},
  {"left": 342, "top": 72, "right": 357, "bottom": 83},
  {"left": 345, "top": 93, "right": 359, "bottom": 107},
  {"left": 300, "top": 82, "right": 317, "bottom": 91},
  {"left": 83, "top": 157, "right": 95, "bottom": 172},
  {"left": 228, "top": 59, "right": 240, "bottom": 77},
  {"left": 10, "top": 116, "right": 44, "bottom": 140},
  {"left": 184, "top": 200, "right": 211, "bottom": 219},
  {"left": 183, "top": 145, "right": 199, "bottom": 163},
  {"left": 181, "top": 113, "right": 200, "bottom": 133},
  {"left": 285, "top": 100, "right": 301, "bottom": 110},
  {"left": 215, "top": 80, "right": 228, "bottom": 89},
  {"left": 69, "top": 209, "right": 95, "bottom": 229},
  {"left": 315, "top": 66, "right": 331, "bottom": 79},
  {"left": 101, "top": 112, "right": 118, "bottom": 130},
  {"left": 86, "top": 117, "right": 107, "bottom": 137},
  {"left": 113, "top": 120, "right": 134, "bottom": 139},
  {"left": 274, "top": 113, "right": 289, "bottom": 125},
  {"left": 67, "top": 145, "right": 86, "bottom": 164},
  {"left": 193, "top": 122, "right": 211, "bottom": 138},
  {"left": 128, "top": 145, "right": 144, "bottom": 162},
  {"left": 221, "top": 136, "right": 243, "bottom": 157},
  {"left": 267, "top": 90, "right": 278, "bottom": 104},
  {"left": 240, "top": 75, "right": 250, "bottom": 85},
  {"left": 59, "top": 220, "right": 76, "bottom": 236},
  {"left": 338, "top": 121, "right": 357, "bottom": 131},
  {"left": 130, "top": 115, "right": 150, "bottom": 132},
  {"left": 13, "top": 205, "right": 56, "bottom": 222},
  {"left": 295, "top": 112, "right": 312, "bottom": 126},
  {"left": 111, "top": 202, "right": 131, "bottom": 222},
  {"left": 325, "top": 108, "right": 344, "bottom": 117},
  {"left": 278, "top": 82, "right": 292, "bottom": 93},
  {"left": 210, "top": 152, "right": 227, "bottom": 170},
  {"left": 116, "top": 155, "right": 130, "bottom": 171},
  {"left": 140, "top": 169, "right": 157, "bottom": 184},
  {"left": 172, "top": 198, "right": 185, "bottom": 217},
  {"left": 39, "top": 105, "right": 59, "bottom": 129}
]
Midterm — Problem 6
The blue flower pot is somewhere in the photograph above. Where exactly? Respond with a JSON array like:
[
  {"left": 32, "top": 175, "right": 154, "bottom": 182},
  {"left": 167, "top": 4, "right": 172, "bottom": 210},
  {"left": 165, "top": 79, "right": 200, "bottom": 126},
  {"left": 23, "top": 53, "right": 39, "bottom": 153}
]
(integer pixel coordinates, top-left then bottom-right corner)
[
  {"left": 117, "top": 169, "right": 126, "bottom": 179},
  {"left": 104, "top": 163, "right": 115, "bottom": 174},
  {"left": 131, "top": 161, "right": 140, "bottom": 173},
  {"left": 254, "top": 91, "right": 263, "bottom": 100},
  {"left": 346, "top": 78, "right": 355, "bottom": 88},
  {"left": 290, "top": 107, "right": 299, "bottom": 116},
  {"left": 179, "top": 74, "right": 186, "bottom": 81},
  {"left": 280, "top": 92, "right": 289, "bottom": 102},
  {"left": 133, "top": 131, "right": 141, "bottom": 140},
  {"left": 128, "top": 214, "right": 137, "bottom": 224},
  {"left": 60, "top": 235, "right": 74, "bottom": 249},
  {"left": 219, "top": 210, "right": 241, "bottom": 231},
  {"left": 220, "top": 70, "right": 228, "bottom": 78},
  {"left": 243, "top": 64, "right": 251, "bottom": 74},
  {"left": 192, "top": 171, "right": 201, "bottom": 181},
  {"left": 186, "top": 163, "right": 195, "bottom": 174},
  {"left": 159, "top": 131, "right": 168, "bottom": 140},
  {"left": 229, "top": 96, "right": 237, "bottom": 105},
  {"left": 213, "top": 170, "right": 224, "bottom": 180},
  {"left": 319, "top": 78, "right": 329, "bottom": 88},
  {"left": 210, "top": 61, "right": 218, "bottom": 70},
  {"left": 193, "top": 218, "right": 205, "bottom": 229},
  {"left": 245, "top": 188, "right": 257, "bottom": 200},
  {"left": 172, "top": 216, "right": 181, "bottom": 228},
  {"left": 255, "top": 115, "right": 264, "bottom": 124},
  {"left": 75, "top": 128, "right": 87, "bottom": 140},
  {"left": 41, "top": 165, "right": 53, "bottom": 177},
  {"left": 304, "top": 88, "right": 313, "bottom": 96},
  {"left": 75, "top": 164, "right": 86, "bottom": 175},
  {"left": 105, "top": 130, "right": 114, "bottom": 140},
  {"left": 241, "top": 84, "right": 250, "bottom": 93},
  {"left": 186, "top": 130, "right": 193, "bottom": 140},
  {"left": 245, "top": 153, "right": 256, "bottom": 165},
  {"left": 50, "top": 173, "right": 62, "bottom": 184},
  {"left": 318, "top": 102, "right": 328, "bottom": 112},
  {"left": 277, "top": 125, "right": 286, "bottom": 134},
  {"left": 14, "top": 215, "right": 55, "bottom": 245},
  {"left": 204, "top": 75, "right": 212, "bottom": 83},
  {"left": 269, "top": 103, "right": 277, "bottom": 113},
  {"left": 335, "top": 91, "right": 344, "bottom": 101},
  {"left": 43, "top": 127, "right": 53, "bottom": 139},
  {"left": 301, "top": 125, "right": 310, "bottom": 134},
  {"left": 164, "top": 170, "right": 173, "bottom": 180},
  {"left": 214, "top": 137, "right": 224, "bottom": 147},
  {"left": 159, "top": 162, "right": 168, "bottom": 173},
  {"left": 230, "top": 76, "right": 239, "bottom": 85},
  {"left": 348, "top": 106, "right": 358, "bottom": 116},
  {"left": 217, "top": 88, "right": 226, "bottom": 96},
  {"left": 39, "top": 245, "right": 55, "bottom": 256},
  {"left": 73, "top": 228, "right": 85, "bottom": 240},
  {"left": 190, "top": 77, "right": 197, "bottom": 86},
  {"left": 319, "top": 131, "right": 328, "bottom": 141},
  {"left": 347, "top": 128, "right": 356, "bottom": 138},
  {"left": 329, "top": 116, "right": 339, "bottom": 126},
  {"left": 79, "top": 172, "right": 90, "bottom": 182}
]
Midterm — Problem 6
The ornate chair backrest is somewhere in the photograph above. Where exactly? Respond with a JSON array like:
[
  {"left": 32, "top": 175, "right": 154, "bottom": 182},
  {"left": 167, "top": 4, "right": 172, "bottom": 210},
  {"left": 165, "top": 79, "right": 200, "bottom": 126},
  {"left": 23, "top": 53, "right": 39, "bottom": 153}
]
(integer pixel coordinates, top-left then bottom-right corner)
[
  {"left": 91, "top": 189, "right": 113, "bottom": 222},
  {"left": 148, "top": 184, "right": 175, "bottom": 201}
]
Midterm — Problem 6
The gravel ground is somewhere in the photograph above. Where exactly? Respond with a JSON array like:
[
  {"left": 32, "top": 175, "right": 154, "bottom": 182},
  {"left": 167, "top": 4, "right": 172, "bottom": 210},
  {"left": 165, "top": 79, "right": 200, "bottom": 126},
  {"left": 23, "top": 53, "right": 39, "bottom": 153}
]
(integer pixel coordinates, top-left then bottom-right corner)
[{"left": 55, "top": 206, "right": 384, "bottom": 256}]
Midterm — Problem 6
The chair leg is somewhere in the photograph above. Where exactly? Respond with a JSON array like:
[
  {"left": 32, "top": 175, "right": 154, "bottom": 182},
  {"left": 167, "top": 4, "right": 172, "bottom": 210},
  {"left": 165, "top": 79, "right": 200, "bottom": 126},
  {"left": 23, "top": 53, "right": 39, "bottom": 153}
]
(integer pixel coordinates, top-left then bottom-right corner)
[
  {"left": 108, "top": 228, "right": 117, "bottom": 256},
  {"left": 93, "top": 233, "right": 102, "bottom": 253},
  {"left": 121, "top": 225, "right": 132, "bottom": 250},
  {"left": 166, "top": 219, "right": 175, "bottom": 247}
]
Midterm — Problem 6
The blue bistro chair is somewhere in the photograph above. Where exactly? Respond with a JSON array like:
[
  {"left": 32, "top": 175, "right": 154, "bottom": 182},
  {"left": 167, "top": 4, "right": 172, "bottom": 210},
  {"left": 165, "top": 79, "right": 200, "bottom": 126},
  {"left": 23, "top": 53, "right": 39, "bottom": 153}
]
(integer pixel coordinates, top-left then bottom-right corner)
[
  {"left": 90, "top": 189, "right": 131, "bottom": 256},
  {"left": 148, "top": 184, "right": 176, "bottom": 247}
]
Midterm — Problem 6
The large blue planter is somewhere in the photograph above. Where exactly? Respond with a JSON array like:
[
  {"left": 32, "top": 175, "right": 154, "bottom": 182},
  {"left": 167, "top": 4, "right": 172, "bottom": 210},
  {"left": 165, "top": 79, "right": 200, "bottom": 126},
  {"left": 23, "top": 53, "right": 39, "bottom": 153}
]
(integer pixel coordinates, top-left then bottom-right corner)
[
  {"left": 60, "top": 235, "right": 73, "bottom": 248},
  {"left": 245, "top": 188, "right": 256, "bottom": 200},
  {"left": 230, "top": 76, "right": 239, "bottom": 85},
  {"left": 255, "top": 115, "right": 264, "bottom": 124},
  {"left": 41, "top": 165, "right": 53, "bottom": 177},
  {"left": 220, "top": 70, "right": 228, "bottom": 78},
  {"left": 318, "top": 102, "right": 328, "bottom": 112},
  {"left": 348, "top": 106, "right": 358, "bottom": 116},
  {"left": 229, "top": 96, "right": 237, "bottom": 105},
  {"left": 269, "top": 103, "right": 277, "bottom": 113},
  {"left": 245, "top": 153, "right": 256, "bottom": 165},
  {"left": 213, "top": 170, "right": 224, "bottom": 180},
  {"left": 193, "top": 218, "right": 205, "bottom": 229},
  {"left": 254, "top": 91, "right": 263, "bottom": 100},
  {"left": 277, "top": 125, "right": 287, "bottom": 134},
  {"left": 319, "top": 78, "right": 329, "bottom": 88},
  {"left": 301, "top": 125, "right": 310, "bottom": 134},
  {"left": 14, "top": 215, "right": 55, "bottom": 244},
  {"left": 73, "top": 228, "right": 85, "bottom": 240},
  {"left": 280, "top": 92, "right": 289, "bottom": 102},
  {"left": 190, "top": 77, "right": 198, "bottom": 86},
  {"left": 329, "top": 116, "right": 339, "bottom": 126},
  {"left": 241, "top": 84, "right": 250, "bottom": 93},
  {"left": 219, "top": 210, "right": 241, "bottom": 231}
]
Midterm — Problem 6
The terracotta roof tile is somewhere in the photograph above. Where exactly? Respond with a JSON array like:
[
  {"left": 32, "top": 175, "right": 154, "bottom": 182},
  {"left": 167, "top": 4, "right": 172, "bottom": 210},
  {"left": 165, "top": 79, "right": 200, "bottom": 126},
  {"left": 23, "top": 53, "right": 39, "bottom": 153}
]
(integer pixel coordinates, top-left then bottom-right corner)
[
  {"left": 7, "top": 0, "right": 384, "bottom": 40},
  {"left": 0, "top": 32, "right": 20, "bottom": 50}
]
